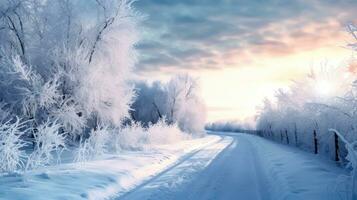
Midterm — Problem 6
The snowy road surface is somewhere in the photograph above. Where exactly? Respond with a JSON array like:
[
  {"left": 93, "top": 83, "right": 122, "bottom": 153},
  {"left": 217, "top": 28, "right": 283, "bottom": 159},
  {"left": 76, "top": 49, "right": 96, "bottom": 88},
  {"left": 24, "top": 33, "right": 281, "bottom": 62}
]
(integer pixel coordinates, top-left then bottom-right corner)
[{"left": 115, "top": 132, "right": 347, "bottom": 200}]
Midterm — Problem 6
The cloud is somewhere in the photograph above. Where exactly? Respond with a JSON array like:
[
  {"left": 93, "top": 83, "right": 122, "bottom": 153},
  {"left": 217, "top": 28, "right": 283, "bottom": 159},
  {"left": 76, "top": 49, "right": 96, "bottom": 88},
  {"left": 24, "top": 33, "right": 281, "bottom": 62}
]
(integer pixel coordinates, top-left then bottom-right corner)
[{"left": 133, "top": 0, "right": 357, "bottom": 73}]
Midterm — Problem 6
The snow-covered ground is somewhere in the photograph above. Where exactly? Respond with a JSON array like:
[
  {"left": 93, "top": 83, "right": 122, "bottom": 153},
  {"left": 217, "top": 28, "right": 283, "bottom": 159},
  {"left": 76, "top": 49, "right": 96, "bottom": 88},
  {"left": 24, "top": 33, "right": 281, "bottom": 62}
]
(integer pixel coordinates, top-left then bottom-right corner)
[
  {"left": 0, "top": 135, "right": 225, "bottom": 200},
  {"left": 0, "top": 132, "right": 350, "bottom": 200},
  {"left": 115, "top": 132, "right": 349, "bottom": 200}
]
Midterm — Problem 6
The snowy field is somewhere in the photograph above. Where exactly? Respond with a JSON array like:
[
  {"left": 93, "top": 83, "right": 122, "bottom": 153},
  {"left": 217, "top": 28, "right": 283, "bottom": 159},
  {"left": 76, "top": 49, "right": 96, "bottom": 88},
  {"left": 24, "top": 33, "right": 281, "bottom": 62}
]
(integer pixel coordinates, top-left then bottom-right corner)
[{"left": 0, "top": 135, "right": 223, "bottom": 200}]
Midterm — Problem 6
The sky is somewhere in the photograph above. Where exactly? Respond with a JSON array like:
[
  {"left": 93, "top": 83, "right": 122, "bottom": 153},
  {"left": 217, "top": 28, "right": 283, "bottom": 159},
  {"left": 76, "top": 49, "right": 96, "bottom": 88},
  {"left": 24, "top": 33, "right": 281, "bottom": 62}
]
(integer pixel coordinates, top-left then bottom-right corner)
[{"left": 132, "top": 0, "right": 357, "bottom": 123}]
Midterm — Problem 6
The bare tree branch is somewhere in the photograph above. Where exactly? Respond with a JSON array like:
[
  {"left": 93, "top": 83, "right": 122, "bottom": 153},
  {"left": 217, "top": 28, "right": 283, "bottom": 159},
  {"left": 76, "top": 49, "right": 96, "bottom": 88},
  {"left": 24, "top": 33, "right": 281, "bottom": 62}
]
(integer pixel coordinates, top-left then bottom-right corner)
[
  {"left": 6, "top": 15, "right": 25, "bottom": 56},
  {"left": 152, "top": 102, "right": 162, "bottom": 119}
]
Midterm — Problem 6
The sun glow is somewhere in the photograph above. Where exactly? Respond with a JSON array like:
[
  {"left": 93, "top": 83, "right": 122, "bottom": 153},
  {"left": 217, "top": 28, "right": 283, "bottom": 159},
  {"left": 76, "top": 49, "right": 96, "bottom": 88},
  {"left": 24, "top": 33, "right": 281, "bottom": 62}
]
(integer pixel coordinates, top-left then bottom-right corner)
[{"left": 315, "top": 80, "right": 333, "bottom": 96}]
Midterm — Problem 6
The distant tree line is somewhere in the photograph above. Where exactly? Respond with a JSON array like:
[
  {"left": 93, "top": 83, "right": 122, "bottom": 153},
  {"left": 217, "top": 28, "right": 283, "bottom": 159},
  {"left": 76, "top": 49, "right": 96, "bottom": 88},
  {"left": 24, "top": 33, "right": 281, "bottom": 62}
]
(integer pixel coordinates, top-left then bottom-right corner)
[{"left": 205, "top": 121, "right": 257, "bottom": 134}]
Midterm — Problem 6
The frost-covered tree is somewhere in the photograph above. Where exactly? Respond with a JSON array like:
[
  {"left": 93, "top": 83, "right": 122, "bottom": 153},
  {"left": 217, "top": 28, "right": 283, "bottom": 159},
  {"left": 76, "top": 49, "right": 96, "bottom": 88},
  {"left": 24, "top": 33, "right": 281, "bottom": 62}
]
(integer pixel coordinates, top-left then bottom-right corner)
[
  {"left": 257, "top": 65, "right": 355, "bottom": 152},
  {"left": 166, "top": 75, "right": 206, "bottom": 134},
  {"left": 0, "top": 0, "right": 141, "bottom": 171},
  {"left": 130, "top": 74, "right": 206, "bottom": 135},
  {"left": 26, "top": 120, "right": 66, "bottom": 169},
  {"left": 0, "top": 0, "right": 140, "bottom": 138},
  {"left": 75, "top": 125, "right": 112, "bottom": 163}
]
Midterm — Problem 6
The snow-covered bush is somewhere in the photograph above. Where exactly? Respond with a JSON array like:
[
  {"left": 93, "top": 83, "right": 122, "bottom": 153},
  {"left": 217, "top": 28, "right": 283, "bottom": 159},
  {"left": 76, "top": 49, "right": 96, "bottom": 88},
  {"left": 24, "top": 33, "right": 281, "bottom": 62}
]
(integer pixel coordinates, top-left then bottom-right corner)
[
  {"left": 26, "top": 120, "right": 66, "bottom": 170},
  {"left": 75, "top": 125, "right": 112, "bottom": 162},
  {"left": 0, "top": 117, "right": 28, "bottom": 173},
  {"left": 114, "top": 122, "right": 147, "bottom": 151},
  {"left": 146, "top": 119, "right": 187, "bottom": 145}
]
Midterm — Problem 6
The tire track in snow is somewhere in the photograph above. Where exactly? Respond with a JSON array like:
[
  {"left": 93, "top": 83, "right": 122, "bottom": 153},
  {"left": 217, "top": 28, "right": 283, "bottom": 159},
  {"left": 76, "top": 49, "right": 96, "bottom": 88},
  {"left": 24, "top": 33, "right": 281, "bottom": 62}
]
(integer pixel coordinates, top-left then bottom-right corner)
[
  {"left": 113, "top": 136, "right": 233, "bottom": 200},
  {"left": 114, "top": 132, "right": 346, "bottom": 200},
  {"left": 114, "top": 133, "right": 268, "bottom": 200}
]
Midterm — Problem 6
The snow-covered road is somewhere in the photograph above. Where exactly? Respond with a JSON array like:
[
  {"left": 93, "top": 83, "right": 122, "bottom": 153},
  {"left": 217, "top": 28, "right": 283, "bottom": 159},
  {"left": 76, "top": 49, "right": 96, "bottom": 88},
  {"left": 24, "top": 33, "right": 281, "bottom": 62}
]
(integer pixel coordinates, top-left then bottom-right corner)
[{"left": 115, "top": 132, "right": 348, "bottom": 200}]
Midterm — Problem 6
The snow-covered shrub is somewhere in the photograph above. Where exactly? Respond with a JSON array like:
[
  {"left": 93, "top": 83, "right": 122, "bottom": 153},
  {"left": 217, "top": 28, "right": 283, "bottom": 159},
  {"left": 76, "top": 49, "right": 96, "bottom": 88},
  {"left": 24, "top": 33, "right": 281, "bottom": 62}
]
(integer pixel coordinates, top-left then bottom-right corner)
[
  {"left": 75, "top": 140, "right": 91, "bottom": 164},
  {"left": 26, "top": 120, "right": 66, "bottom": 170},
  {"left": 100, "top": 119, "right": 189, "bottom": 153},
  {"left": 176, "top": 99, "right": 206, "bottom": 135},
  {"left": 113, "top": 122, "right": 147, "bottom": 151},
  {"left": 0, "top": 117, "right": 28, "bottom": 173},
  {"left": 146, "top": 119, "right": 187, "bottom": 145},
  {"left": 75, "top": 125, "right": 111, "bottom": 162}
]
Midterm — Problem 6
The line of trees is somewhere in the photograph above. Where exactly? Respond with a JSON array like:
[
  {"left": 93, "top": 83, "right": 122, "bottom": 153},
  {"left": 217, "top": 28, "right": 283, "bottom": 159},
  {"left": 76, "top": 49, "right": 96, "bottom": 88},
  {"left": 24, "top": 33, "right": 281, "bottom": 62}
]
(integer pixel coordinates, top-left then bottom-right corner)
[
  {"left": 0, "top": 0, "right": 206, "bottom": 173},
  {"left": 256, "top": 24, "right": 357, "bottom": 160},
  {"left": 205, "top": 120, "right": 254, "bottom": 133},
  {"left": 256, "top": 66, "right": 354, "bottom": 159},
  {"left": 256, "top": 24, "right": 357, "bottom": 199}
]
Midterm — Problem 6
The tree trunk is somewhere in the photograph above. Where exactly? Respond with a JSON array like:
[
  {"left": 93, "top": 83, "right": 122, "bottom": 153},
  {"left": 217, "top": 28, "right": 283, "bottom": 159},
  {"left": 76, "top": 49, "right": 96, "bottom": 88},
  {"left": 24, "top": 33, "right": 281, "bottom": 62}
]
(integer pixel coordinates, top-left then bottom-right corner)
[
  {"left": 152, "top": 102, "right": 163, "bottom": 119},
  {"left": 285, "top": 129, "right": 289, "bottom": 145}
]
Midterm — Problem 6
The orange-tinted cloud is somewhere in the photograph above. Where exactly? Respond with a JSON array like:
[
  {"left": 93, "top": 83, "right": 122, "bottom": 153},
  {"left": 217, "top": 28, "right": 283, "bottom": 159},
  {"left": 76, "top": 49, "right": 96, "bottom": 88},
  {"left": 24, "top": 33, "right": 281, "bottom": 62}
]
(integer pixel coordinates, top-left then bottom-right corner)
[{"left": 134, "top": 0, "right": 357, "bottom": 121}]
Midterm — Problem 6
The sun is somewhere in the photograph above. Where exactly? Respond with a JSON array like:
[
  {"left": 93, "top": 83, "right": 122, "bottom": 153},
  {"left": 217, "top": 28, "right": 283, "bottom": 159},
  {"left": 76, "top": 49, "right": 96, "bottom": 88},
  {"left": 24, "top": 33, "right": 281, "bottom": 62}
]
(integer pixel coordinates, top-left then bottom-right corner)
[{"left": 315, "top": 80, "right": 333, "bottom": 96}]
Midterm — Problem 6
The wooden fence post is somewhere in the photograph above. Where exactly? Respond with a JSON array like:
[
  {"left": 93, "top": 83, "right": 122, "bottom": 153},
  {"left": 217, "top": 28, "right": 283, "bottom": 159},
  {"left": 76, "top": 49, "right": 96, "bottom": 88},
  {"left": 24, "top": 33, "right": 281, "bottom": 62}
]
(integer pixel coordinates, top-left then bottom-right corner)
[
  {"left": 285, "top": 129, "right": 289, "bottom": 145},
  {"left": 334, "top": 132, "right": 340, "bottom": 162},
  {"left": 328, "top": 129, "right": 357, "bottom": 200},
  {"left": 313, "top": 130, "right": 318, "bottom": 154},
  {"left": 294, "top": 123, "right": 298, "bottom": 146},
  {"left": 269, "top": 125, "right": 272, "bottom": 139}
]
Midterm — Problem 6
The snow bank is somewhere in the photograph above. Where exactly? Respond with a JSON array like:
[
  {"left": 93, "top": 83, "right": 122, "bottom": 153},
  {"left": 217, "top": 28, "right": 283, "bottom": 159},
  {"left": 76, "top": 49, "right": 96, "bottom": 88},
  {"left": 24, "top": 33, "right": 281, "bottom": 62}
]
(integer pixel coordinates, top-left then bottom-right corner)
[
  {"left": 243, "top": 134, "right": 349, "bottom": 200},
  {"left": 0, "top": 135, "right": 220, "bottom": 200}
]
